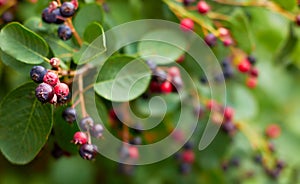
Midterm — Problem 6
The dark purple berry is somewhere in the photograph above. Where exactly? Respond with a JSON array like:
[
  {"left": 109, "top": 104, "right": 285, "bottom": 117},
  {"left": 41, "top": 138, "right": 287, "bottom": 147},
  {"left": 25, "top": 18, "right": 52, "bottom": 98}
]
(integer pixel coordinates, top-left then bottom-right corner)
[
  {"left": 179, "top": 163, "right": 192, "bottom": 174},
  {"left": 247, "top": 55, "right": 256, "bottom": 65},
  {"left": 2, "top": 11, "right": 14, "bottom": 23},
  {"left": 230, "top": 157, "right": 240, "bottom": 167},
  {"left": 42, "top": 8, "right": 57, "bottom": 23},
  {"left": 58, "top": 25, "right": 72, "bottom": 41},
  {"left": 183, "top": 0, "right": 195, "bottom": 6},
  {"left": 129, "top": 136, "right": 142, "bottom": 145},
  {"left": 79, "top": 116, "right": 94, "bottom": 131},
  {"left": 62, "top": 107, "right": 77, "bottom": 123},
  {"left": 153, "top": 69, "right": 167, "bottom": 82},
  {"left": 183, "top": 141, "right": 193, "bottom": 150},
  {"left": 132, "top": 124, "right": 143, "bottom": 135},
  {"left": 204, "top": 33, "right": 217, "bottom": 47},
  {"left": 30, "top": 66, "right": 47, "bottom": 83},
  {"left": 90, "top": 124, "right": 104, "bottom": 138},
  {"left": 52, "top": 8, "right": 65, "bottom": 24},
  {"left": 79, "top": 144, "right": 98, "bottom": 160},
  {"left": 172, "top": 76, "right": 183, "bottom": 90},
  {"left": 60, "top": 2, "right": 76, "bottom": 17},
  {"left": 35, "top": 83, "right": 54, "bottom": 103}
]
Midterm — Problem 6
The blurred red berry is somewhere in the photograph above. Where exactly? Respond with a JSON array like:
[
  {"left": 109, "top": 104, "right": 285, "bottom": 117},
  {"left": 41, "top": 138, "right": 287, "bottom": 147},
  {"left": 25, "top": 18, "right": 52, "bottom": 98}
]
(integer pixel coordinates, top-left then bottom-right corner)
[{"left": 266, "top": 124, "right": 281, "bottom": 139}]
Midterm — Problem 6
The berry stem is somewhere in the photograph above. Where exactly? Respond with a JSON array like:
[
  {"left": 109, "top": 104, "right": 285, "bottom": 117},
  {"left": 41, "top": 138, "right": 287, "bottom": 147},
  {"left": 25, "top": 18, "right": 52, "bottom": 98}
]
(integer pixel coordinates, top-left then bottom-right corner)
[
  {"left": 65, "top": 18, "right": 83, "bottom": 46},
  {"left": 78, "top": 73, "right": 88, "bottom": 117}
]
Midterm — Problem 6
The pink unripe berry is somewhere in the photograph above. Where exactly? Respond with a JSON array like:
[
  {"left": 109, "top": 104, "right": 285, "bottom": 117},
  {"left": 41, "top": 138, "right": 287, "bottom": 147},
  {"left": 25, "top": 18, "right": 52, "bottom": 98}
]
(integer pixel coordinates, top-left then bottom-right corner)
[
  {"left": 197, "top": 1, "right": 210, "bottom": 14},
  {"left": 54, "top": 83, "right": 69, "bottom": 98},
  {"left": 128, "top": 146, "right": 139, "bottom": 159},
  {"left": 265, "top": 124, "right": 281, "bottom": 139},
  {"left": 180, "top": 18, "right": 194, "bottom": 31},
  {"left": 73, "top": 131, "right": 88, "bottom": 145},
  {"left": 168, "top": 66, "right": 180, "bottom": 77},
  {"left": 43, "top": 71, "right": 59, "bottom": 86}
]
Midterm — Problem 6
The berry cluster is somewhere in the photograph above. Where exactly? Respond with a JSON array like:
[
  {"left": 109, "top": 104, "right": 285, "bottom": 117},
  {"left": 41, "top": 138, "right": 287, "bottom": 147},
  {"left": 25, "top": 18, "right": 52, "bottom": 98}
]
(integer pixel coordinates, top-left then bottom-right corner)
[
  {"left": 205, "top": 100, "right": 237, "bottom": 136},
  {"left": 237, "top": 55, "right": 259, "bottom": 88},
  {"left": 174, "top": 141, "right": 195, "bottom": 174},
  {"left": 30, "top": 62, "right": 70, "bottom": 105},
  {"left": 146, "top": 60, "right": 183, "bottom": 94},
  {"left": 41, "top": 1, "right": 78, "bottom": 41},
  {"left": 62, "top": 107, "right": 104, "bottom": 160}
]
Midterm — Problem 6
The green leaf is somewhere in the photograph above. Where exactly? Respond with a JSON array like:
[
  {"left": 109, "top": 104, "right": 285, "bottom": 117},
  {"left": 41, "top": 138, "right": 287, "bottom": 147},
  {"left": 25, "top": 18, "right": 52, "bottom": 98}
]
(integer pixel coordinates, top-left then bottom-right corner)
[
  {"left": 0, "top": 83, "right": 53, "bottom": 164},
  {"left": 271, "top": 0, "right": 297, "bottom": 11},
  {"left": 137, "top": 29, "right": 187, "bottom": 65},
  {"left": 274, "top": 23, "right": 298, "bottom": 66},
  {"left": 83, "top": 22, "right": 105, "bottom": 43},
  {"left": 74, "top": 3, "right": 104, "bottom": 37},
  {"left": 229, "top": 8, "right": 254, "bottom": 53},
  {"left": 94, "top": 55, "right": 151, "bottom": 102},
  {"left": 0, "top": 22, "right": 49, "bottom": 64},
  {"left": 230, "top": 84, "right": 258, "bottom": 120}
]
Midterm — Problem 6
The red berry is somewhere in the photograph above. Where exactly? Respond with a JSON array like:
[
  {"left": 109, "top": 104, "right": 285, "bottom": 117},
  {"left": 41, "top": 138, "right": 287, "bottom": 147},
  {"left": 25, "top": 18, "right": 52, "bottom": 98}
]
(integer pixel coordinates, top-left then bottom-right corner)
[
  {"left": 197, "top": 1, "right": 210, "bottom": 14},
  {"left": 149, "top": 81, "right": 161, "bottom": 93},
  {"left": 250, "top": 67, "right": 259, "bottom": 77},
  {"left": 180, "top": 18, "right": 194, "bottom": 31},
  {"left": 128, "top": 146, "right": 139, "bottom": 159},
  {"left": 161, "top": 81, "right": 173, "bottom": 93},
  {"left": 43, "top": 71, "right": 59, "bottom": 86},
  {"left": 265, "top": 124, "right": 281, "bottom": 139},
  {"left": 296, "top": 14, "right": 300, "bottom": 26},
  {"left": 54, "top": 83, "right": 69, "bottom": 98},
  {"left": 224, "top": 106, "right": 234, "bottom": 121},
  {"left": 206, "top": 99, "right": 217, "bottom": 110},
  {"left": 238, "top": 59, "right": 251, "bottom": 73},
  {"left": 50, "top": 57, "right": 60, "bottom": 68},
  {"left": 73, "top": 131, "right": 88, "bottom": 145},
  {"left": 246, "top": 77, "right": 257, "bottom": 89},
  {"left": 168, "top": 66, "right": 180, "bottom": 77},
  {"left": 181, "top": 150, "right": 195, "bottom": 163},
  {"left": 223, "top": 37, "right": 233, "bottom": 47}
]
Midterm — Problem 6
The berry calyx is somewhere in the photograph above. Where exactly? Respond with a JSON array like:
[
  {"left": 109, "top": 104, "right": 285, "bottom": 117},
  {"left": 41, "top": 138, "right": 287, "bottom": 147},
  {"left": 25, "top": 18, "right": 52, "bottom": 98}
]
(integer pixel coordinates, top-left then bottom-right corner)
[
  {"left": 73, "top": 131, "right": 88, "bottom": 145},
  {"left": 79, "top": 116, "right": 94, "bottom": 131},
  {"left": 237, "top": 59, "right": 251, "bottom": 73},
  {"left": 30, "top": 66, "right": 47, "bottom": 83},
  {"left": 79, "top": 144, "right": 98, "bottom": 160},
  {"left": 266, "top": 124, "right": 281, "bottom": 139},
  {"left": 35, "top": 83, "right": 55, "bottom": 103},
  {"left": 161, "top": 81, "right": 173, "bottom": 93},
  {"left": 197, "top": 1, "right": 210, "bottom": 14},
  {"left": 43, "top": 71, "right": 59, "bottom": 86},
  {"left": 180, "top": 18, "right": 194, "bottom": 31},
  {"left": 54, "top": 83, "right": 69, "bottom": 98},
  {"left": 181, "top": 150, "right": 195, "bottom": 164},
  {"left": 60, "top": 2, "right": 76, "bottom": 17},
  {"left": 90, "top": 124, "right": 104, "bottom": 138},
  {"left": 62, "top": 107, "right": 77, "bottom": 123},
  {"left": 204, "top": 33, "right": 217, "bottom": 47},
  {"left": 246, "top": 76, "right": 257, "bottom": 89},
  {"left": 58, "top": 25, "right": 72, "bottom": 41}
]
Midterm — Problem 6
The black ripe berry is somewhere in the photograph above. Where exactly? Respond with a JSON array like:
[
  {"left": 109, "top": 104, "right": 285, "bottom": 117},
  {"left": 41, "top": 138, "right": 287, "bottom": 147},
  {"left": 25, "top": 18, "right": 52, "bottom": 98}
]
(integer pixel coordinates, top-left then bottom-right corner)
[
  {"left": 247, "top": 55, "right": 256, "bottom": 65},
  {"left": 79, "top": 144, "right": 98, "bottom": 160},
  {"left": 35, "top": 83, "right": 54, "bottom": 103},
  {"left": 79, "top": 116, "right": 94, "bottom": 131},
  {"left": 42, "top": 8, "right": 57, "bottom": 23},
  {"left": 90, "top": 124, "right": 104, "bottom": 138},
  {"left": 296, "top": 14, "right": 300, "bottom": 26},
  {"left": 58, "top": 25, "right": 72, "bottom": 41},
  {"left": 60, "top": 2, "right": 76, "bottom": 17},
  {"left": 183, "top": 0, "right": 195, "bottom": 6},
  {"left": 2, "top": 11, "right": 14, "bottom": 23},
  {"left": 62, "top": 107, "right": 77, "bottom": 123},
  {"left": 30, "top": 66, "right": 47, "bottom": 83}
]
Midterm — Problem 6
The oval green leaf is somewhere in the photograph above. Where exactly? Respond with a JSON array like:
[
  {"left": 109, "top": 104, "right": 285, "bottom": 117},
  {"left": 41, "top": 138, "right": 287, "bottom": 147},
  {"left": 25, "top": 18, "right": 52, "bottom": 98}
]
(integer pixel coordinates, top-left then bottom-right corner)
[
  {"left": 0, "top": 22, "right": 49, "bottom": 64},
  {"left": 0, "top": 83, "right": 53, "bottom": 164},
  {"left": 138, "top": 29, "right": 187, "bottom": 65},
  {"left": 94, "top": 56, "right": 151, "bottom": 102}
]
